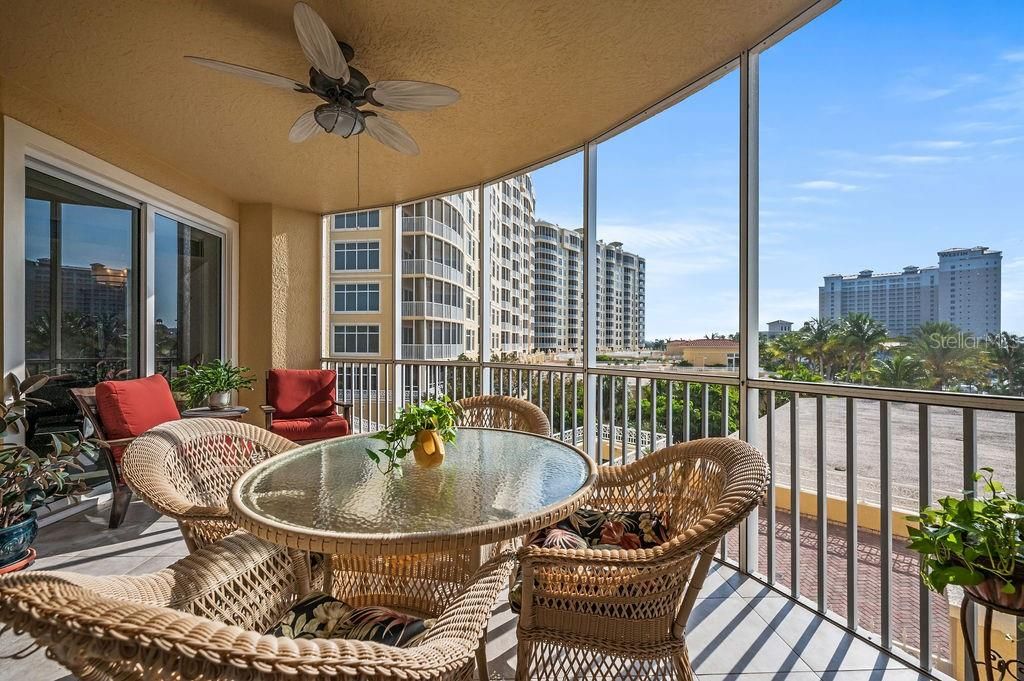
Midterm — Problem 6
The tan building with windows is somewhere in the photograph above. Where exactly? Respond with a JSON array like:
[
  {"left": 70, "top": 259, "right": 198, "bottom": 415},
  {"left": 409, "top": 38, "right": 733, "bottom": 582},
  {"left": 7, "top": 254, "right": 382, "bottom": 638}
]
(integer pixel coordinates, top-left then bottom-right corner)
[{"left": 665, "top": 338, "right": 739, "bottom": 369}]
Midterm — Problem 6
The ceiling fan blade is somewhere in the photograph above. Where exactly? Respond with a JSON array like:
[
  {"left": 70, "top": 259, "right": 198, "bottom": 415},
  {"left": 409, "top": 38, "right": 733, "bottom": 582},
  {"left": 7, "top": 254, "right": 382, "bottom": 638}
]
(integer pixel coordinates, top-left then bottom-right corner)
[
  {"left": 293, "top": 2, "right": 350, "bottom": 84},
  {"left": 289, "top": 110, "right": 322, "bottom": 142},
  {"left": 185, "top": 56, "right": 309, "bottom": 92},
  {"left": 365, "top": 80, "right": 459, "bottom": 111},
  {"left": 364, "top": 114, "right": 420, "bottom": 155}
]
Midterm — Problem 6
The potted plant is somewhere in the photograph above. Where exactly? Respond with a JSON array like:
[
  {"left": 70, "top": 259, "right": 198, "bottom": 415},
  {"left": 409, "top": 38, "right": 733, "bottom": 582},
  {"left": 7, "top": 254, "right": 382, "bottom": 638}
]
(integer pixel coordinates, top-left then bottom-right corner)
[
  {"left": 367, "top": 396, "right": 461, "bottom": 476},
  {"left": 1, "top": 373, "right": 91, "bottom": 571},
  {"left": 171, "top": 360, "right": 255, "bottom": 410},
  {"left": 908, "top": 467, "right": 1024, "bottom": 609}
]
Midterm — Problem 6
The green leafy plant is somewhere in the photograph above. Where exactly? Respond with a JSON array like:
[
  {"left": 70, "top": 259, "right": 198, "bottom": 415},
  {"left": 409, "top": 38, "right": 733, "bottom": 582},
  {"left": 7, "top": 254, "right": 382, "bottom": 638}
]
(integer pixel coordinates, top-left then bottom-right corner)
[
  {"left": 908, "top": 468, "right": 1024, "bottom": 595},
  {"left": 367, "top": 396, "right": 461, "bottom": 476},
  {"left": 1, "top": 373, "right": 92, "bottom": 528},
  {"left": 170, "top": 360, "right": 255, "bottom": 408}
]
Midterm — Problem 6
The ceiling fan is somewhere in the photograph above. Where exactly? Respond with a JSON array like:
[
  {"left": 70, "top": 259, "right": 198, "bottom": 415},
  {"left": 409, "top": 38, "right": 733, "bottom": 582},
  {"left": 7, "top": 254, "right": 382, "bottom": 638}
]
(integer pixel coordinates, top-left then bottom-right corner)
[{"left": 185, "top": 2, "right": 459, "bottom": 155}]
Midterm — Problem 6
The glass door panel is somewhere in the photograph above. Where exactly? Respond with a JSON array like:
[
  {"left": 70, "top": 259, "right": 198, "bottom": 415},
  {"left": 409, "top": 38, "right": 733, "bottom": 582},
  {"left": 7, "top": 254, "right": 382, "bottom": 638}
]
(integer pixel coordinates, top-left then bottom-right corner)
[
  {"left": 23, "top": 167, "right": 140, "bottom": 454},
  {"left": 153, "top": 214, "right": 223, "bottom": 376}
]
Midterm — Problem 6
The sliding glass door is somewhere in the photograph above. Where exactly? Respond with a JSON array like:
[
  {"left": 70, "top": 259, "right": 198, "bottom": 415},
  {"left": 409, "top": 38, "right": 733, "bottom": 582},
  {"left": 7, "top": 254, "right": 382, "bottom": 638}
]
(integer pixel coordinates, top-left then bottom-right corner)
[
  {"left": 25, "top": 168, "right": 141, "bottom": 383},
  {"left": 154, "top": 214, "right": 223, "bottom": 376},
  {"left": 22, "top": 167, "right": 226, "bottom": 449}
]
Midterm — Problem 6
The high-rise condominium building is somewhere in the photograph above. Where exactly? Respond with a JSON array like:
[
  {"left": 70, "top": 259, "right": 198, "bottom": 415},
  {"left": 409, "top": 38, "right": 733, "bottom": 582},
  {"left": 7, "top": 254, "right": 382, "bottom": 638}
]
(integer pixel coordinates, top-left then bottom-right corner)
[
  {"left": 818, "top": 246, "right": 1001, "bottom": 337},
  {"left": 532, "top": 222, "right": 645, "bottom": 354},
  {"left": 486, "top": 176, "right": 535, "bottom": 358},
  {"left": 324, "top": 176, "right": 534, "bottom": 363},
  {"left": 326, "top": 176, "right": 645, "bottom": 363},
  {"left": 598, "top": 240, "right": 646, "bottom": 352}
]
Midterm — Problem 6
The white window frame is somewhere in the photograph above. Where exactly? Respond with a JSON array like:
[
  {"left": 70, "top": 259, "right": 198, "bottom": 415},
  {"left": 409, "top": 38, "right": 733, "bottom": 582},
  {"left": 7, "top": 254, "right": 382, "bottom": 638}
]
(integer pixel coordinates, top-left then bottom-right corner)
[
  {"left": 330, "top": 209, "right": 382, "bottom": 231},
  {"left": 331, "top": 240, "right": 381, "bottom": 273},
  {"left": 3, "top": 118, "right": 239, "bottom": 379},
  {"left": 332, "top": 281, "right": 381, "bottom": 314},
  {"left": 332, "top": 323, "right": 381, "bottom": 356}
]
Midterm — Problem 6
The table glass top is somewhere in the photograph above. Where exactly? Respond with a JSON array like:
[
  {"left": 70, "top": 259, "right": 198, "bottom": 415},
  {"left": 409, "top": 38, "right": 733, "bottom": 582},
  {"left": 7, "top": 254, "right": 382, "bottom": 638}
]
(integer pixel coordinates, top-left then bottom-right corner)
[{"left": 235, "top": 428, "right": 592, "bottom": 537}]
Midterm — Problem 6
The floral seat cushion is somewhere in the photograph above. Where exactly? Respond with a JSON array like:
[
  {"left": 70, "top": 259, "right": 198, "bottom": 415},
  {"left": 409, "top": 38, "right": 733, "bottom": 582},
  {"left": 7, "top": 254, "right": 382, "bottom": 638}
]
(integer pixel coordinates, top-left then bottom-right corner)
[
  {"left": 509, "top": 508, "right": 671, "bottom": 612},
  {"left": 268, "top": 592, "right": 432, "bottom": 647}
]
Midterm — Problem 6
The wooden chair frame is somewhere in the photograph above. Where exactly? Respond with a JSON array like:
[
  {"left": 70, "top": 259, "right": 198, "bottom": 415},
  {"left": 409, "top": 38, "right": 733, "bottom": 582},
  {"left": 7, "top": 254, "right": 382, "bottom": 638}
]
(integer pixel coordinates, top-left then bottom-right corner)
[{"left": 68, "top": 387, "right": 135, "bottom": 529}]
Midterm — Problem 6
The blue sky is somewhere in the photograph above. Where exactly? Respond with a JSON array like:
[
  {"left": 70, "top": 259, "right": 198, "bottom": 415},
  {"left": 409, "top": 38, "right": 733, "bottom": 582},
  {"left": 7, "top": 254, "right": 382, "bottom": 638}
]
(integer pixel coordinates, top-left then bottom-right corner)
[{"left": 531, "top": 0, "right": 1024, "bottom": 340}]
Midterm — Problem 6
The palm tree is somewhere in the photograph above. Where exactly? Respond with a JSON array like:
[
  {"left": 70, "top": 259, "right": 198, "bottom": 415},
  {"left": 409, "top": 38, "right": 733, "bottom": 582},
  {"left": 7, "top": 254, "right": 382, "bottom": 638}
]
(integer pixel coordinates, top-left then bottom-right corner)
[
  {"left": 986, "top": 331, "right": 1024, "bottom": 395},
  {"left": 872, "top": 352, "right": 928, "bottom": 389},
  {"left": 798, "top": 318, "right": 839, "bottom": 378},
  {"left": 839, "top": 313, "right": 888, "bottom": 384},
  {"left": 911, "top": 321, "right": 989, "bottom": 391},
  {"left": 767, "top": 332, "right": 805, "bottom": 370}
]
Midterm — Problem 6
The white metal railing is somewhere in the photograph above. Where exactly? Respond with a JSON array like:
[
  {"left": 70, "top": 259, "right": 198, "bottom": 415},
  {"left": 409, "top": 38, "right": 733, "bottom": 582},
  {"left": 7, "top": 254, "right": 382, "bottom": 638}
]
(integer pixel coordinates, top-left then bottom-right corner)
[
  {"left": 321, "top": 356, "right": 1020, "bottom": 677},
  {"left": 401, "top": 259, "right": 464, "bottom": 284},
  {"left": 400, "top": 301, "right": 465, "bottom": 320},
  {"left": 401, "top": 216, "right": 463, "bottom": 246}
]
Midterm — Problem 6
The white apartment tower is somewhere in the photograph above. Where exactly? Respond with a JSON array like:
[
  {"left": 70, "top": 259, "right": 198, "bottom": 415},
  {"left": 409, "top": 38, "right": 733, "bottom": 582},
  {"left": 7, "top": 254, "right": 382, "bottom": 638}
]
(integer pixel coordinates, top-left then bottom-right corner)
[
  {"left": 531, "top": 223, "right": 645, "bottom": 354},
  {"left": 819, "top": 246, "right": 1001, "bottom": 337}
]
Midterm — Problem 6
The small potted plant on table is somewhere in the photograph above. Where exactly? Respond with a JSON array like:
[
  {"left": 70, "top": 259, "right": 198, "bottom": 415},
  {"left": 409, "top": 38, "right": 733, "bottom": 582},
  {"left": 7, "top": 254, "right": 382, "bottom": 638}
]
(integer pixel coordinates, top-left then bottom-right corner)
[
  {"left": 171, "top": 360, "right": 255, "bottom": 410},
  {"left": 908, "top": 467, "right": 1024, "bottom": 609},
  {"left": 1, "top": 373, "right": 91, "bottom": 572},
  {"left": 368, "top": 396, "right": 461, "bottom": 476}
]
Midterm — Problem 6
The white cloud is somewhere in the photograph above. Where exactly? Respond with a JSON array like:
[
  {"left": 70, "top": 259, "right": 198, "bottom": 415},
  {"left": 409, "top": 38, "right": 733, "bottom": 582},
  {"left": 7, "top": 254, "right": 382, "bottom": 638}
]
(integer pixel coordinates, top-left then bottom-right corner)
[
  {"left": 910, "top": 140, "right": 971, "bottom": 150},
  {"left": 1001, "top": 50, "right": 1024, "bottom": 63},
  {"left": 874, "top": 154, "right": 960, "bottom": 164},
  {"left": 832, "top": 169, "right": 891, "bottom": 180},
  {"left": 794, "top": 180, "right": 859, "bottom": 192},
  {"left": 790, "top": 195, "right": 834, "bottom": 205}
]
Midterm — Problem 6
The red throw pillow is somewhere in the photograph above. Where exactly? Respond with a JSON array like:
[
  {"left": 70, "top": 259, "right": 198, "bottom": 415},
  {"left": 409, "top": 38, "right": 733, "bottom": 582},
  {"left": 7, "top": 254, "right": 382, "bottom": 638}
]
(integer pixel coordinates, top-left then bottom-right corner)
[
  {"left": 95, "top": 374, "right": 180, "bottom": 443},
  {"left": 267, "top": 369, "right": 336, "bottom": 420}
]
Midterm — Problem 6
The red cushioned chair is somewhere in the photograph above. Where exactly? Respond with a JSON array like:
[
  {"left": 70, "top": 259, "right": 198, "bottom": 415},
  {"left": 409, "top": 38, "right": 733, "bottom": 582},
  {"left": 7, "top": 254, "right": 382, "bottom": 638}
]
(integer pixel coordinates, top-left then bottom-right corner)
[
  {"left": 70, "top": 374, "right": 181, "bottom": 529},
  {"left": 261, "top": 369, "right": 352, "bottom": 443}
]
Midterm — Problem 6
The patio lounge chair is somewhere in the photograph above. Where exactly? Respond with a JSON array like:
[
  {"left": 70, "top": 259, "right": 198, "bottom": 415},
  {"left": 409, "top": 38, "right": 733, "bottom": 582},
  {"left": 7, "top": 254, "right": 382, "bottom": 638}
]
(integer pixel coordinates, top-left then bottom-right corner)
[
  {"left": 0, "top": 532, "right": 516, "bottom": 681},
  {"left": 514, "top": 436, "right": 769, "bottom": 681},
  {"left": 261, "top": 368, "right": 353, "bottom": 442},
  {"left": 120, "top": 418, "right": 297, "bottom": 551},
  {"left": 69, "top": 374, "right": 182, "bottom": 528},
  {"left": 455, "top": 395, "right": 551, "bottom": 436}
]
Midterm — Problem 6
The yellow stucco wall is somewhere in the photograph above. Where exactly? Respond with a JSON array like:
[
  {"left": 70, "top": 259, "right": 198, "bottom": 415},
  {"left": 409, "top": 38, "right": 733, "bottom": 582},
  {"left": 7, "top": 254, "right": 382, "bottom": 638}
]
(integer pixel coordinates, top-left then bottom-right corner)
[
  {"left": 0, "top": 76, "right": 237, "bottom": 221},
  {"left": 236, "top": 204, "right": 324, "bottom": 424}
]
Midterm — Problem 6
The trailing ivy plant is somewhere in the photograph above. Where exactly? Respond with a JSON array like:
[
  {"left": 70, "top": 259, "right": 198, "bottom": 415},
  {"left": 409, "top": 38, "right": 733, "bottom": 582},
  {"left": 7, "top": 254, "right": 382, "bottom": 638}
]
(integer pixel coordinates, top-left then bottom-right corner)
[
  {"left": 908, "top": 467, "right": 1024, "bottom": 595},
  {"left": 170, "top": 360, "right": 255, "bottom": 408},
  {"left": 1, "top": 373, "right": 92, "bottom": 528},
  {"left": 367, "top": 396, "right": 461, "bottom": 476}
]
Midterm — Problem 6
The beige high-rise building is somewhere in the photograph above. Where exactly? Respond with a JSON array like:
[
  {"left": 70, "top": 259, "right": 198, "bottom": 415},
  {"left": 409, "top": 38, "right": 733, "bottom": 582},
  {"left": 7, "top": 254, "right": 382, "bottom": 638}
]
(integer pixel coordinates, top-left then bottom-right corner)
[{"left": 531, "top": 223, "right": 645, "bottom": 354}]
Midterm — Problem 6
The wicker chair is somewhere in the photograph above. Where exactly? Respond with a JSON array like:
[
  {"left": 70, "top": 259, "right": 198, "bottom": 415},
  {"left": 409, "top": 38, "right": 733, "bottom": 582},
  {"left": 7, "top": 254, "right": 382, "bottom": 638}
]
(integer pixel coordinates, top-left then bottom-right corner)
[
  {"left": 456, "top": 395, "right": 550, "bottom": 436},
  {"left": 120, "top": 418, "right": 297, "bottom": 551},
  {"left": 0, "top": 533, "right": 516, "bottom": 681},
  {"left": 515, "top": 437, "right": 769, "bottom": 681}
]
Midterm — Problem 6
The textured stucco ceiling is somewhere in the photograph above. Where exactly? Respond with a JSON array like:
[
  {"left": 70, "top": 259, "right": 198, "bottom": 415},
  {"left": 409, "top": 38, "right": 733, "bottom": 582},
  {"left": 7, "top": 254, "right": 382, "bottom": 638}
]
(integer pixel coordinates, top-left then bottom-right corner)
[{"left": 1, "top": 0, "right": 815, "bottom": 214}]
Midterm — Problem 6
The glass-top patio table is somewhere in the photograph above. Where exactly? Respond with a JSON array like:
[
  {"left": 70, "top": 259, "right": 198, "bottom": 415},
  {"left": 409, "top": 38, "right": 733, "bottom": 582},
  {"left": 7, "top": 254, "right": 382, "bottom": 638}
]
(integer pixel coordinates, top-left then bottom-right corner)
[{"left": 230, "top": 428, "right": 597, "bottom": 560}]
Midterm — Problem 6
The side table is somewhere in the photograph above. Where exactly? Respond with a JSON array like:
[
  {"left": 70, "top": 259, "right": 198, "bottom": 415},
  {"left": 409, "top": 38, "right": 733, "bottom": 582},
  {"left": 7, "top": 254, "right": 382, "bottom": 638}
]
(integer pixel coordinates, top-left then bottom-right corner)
[
  {"left": 180, "top": 406, "right": 250, "bottom": 421},
  {"left": 961, "top": 591, "right": 1024, "bottom": 681}
]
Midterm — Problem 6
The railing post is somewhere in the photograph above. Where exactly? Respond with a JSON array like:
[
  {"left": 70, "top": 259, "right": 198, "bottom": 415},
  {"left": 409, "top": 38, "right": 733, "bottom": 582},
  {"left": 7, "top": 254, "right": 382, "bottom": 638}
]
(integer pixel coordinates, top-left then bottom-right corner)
[
  {"left": 582, "top": 140, "right": 598, "bottom": 457},
  {"left": 738, "top": 48, "right": 760, "bottom": 575}
]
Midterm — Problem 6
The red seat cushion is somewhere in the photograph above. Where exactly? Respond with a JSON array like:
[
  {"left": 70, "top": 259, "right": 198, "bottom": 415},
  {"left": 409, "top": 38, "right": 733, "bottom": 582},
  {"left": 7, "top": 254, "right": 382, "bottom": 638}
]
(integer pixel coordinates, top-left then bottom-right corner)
[
  {"left": 270, "top": 415, "right": 349, "bottom": 442},
  {"left": 94, "top": 374, "right": 180, "bottom": 462},
  {"left": 267, "top": 369, "right": 337, "bottom": 419}
]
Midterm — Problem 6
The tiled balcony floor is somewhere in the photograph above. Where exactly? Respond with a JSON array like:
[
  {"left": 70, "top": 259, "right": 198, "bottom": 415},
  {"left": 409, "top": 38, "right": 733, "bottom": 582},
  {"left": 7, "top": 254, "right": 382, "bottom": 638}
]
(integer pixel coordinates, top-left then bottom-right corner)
[{"left": 0, "top": 500, "right": 933, "bottom": 681}]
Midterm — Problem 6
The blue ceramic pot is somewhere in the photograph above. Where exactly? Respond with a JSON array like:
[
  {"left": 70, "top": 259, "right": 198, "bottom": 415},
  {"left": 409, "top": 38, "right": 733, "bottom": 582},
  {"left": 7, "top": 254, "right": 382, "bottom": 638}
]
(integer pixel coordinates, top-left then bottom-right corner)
[{"left": 0, "top": 512, "right": 38, "bottom": 569}]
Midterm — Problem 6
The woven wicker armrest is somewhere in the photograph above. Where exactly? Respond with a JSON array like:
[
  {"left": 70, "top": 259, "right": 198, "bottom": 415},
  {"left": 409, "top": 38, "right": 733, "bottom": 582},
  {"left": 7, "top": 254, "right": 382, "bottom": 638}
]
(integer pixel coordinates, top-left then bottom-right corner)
[{"left": 0, "top": 542, "right": 516, "bottom": 681}]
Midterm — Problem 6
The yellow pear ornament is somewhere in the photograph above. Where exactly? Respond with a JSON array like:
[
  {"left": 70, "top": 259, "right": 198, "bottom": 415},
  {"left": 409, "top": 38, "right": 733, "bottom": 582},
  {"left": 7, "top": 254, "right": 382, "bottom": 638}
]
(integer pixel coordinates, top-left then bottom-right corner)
[{"left": 413, "top": 429, "right": 445, "bottom": 468}]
